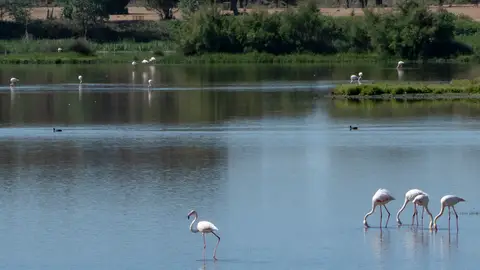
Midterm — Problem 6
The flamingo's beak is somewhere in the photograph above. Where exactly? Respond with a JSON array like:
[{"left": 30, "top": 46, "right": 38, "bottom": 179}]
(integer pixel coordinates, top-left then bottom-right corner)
[{"left": 187, "top": 215, "right": 190, "bottom": 220}]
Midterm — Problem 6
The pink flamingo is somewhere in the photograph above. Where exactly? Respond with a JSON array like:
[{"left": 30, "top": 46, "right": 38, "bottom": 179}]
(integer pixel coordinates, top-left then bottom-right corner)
[
  {"left": 363, "top": 188, "right": 396, "bottom": 228},
  {"left": 396, "top": 189, "right": 427, "bottom": 226},
  {"left": 187, "top": 210, "right": 221, "bottom": 260},
  {"left": 412, "top": 193, "right": 434, "bottom": 228},
  {"left": 433, "top": 195, "right": 465, "bottom": 231}
]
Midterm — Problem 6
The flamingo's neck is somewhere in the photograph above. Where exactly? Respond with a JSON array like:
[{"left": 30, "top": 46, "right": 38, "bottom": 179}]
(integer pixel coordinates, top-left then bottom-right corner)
[
  {"left": 396, "top": 198, "right": 409, "bottom": 224},
  {"left": 189, "top": 213, "right": 199, "bottom": 233},
  {"left": 433, "top": 205, "right": 446, "bottom": 225},
  {"left": 424, "top": 205, "right": 434, "bottom": 227}
]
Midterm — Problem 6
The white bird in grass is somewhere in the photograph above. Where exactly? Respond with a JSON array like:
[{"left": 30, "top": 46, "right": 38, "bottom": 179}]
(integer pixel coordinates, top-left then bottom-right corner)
[
  {"left": 433, "top": 195, "right": 465, "bottom": 231},
  {"left": 57, "top": 47, "right": 62, "bottom": 52},
  {"left": 397, "top": 61, "right": 404, "bottom": 69},
  {"left": 141, "top": 59, "right": 149, "bottom": 64},
  {"left": 78, "top": 75, "right": 83, "bottom": 84},
  {"left": 350, "top": 72, "right": 363, "bottom": 84},
  {"left": 187, "top": 210, "right": 221, "bottom": 261},
  {"left": 412, "top": 193, "right": 434, "bottom": 228},
  {"left": 149, "top": 57, "right": 156, "bottom": 62},
  {"left": 363, "top": 188, "right": 395, "bottom": 228},
  {"left": 148, "top": 79, "right": 152, "bottom": 88},
  {"left": 396, "top": 189, "right": 427, "bottom": 226},
  {"left": 132, "top": 61, "right": 137, "bottom": 66},
  {"left": 10, "top": 77, "right": 19, "bottom": 86}
]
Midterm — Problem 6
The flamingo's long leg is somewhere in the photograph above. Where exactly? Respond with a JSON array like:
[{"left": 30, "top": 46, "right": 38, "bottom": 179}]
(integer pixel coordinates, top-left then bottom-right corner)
[
  {"left": 202, "top": 233, "right": 206, "bottom": 260},
  {"left": 421, "top": 207, "right": 425, "bottom": 226},
  {"left": 452, "top": 206, "right": 459, "bottom": 231},
  {"left": 212, "top": 231, "right": 221, "bottom": 261},
  {"left": 380, "top": 205, "right": 383, "bottom": 227},
  {"left": 412, "top": 204, "right": 417, "bottom": 226},
  {"left": 384, "top": 205, "right": 391, "bottom": 228},
  {"left": 448, "top": 206, "right": 451, "bottom": 231}
]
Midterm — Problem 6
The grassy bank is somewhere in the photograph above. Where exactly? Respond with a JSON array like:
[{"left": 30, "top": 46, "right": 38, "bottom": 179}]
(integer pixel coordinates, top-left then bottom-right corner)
[
  {"left": 3, "top": 51, "right": 480, "bottom": 65},
  {"left": 329, "top": 79, "right": 480, "bottom": 100}
]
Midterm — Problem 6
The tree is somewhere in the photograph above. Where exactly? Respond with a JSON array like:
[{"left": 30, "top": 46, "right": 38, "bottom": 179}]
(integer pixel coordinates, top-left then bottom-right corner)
[
  {"left": 177, "top": 0, "right": 202, "bottom": 18},
  {"left": 145, "top": 0, "right": 177, "bottom": 19},
  {"left": 6, "top": 0, "right": 33, "bottom": 38},
  {"left": 64, "top": 0, "right": 109, "bottom": 37},
  {"left": 0, "top": 1, "right": 8, "bottom": 21}
]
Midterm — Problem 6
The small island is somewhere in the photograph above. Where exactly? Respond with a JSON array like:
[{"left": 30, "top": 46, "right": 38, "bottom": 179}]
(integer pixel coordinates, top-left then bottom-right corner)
[{"left": 328, "top": 79, "right": 480, "bottom": 100}]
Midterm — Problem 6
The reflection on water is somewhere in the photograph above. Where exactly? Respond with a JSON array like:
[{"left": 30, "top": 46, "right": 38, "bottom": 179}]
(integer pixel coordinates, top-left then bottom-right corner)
[{"left": 0, "top": 64, "right": 479, "bottom": 269}]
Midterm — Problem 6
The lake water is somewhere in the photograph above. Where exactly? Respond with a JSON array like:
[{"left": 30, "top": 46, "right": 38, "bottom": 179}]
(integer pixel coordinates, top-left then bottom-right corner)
[{"left": 0, "top": 63, "right": 479, "bottom": 270}]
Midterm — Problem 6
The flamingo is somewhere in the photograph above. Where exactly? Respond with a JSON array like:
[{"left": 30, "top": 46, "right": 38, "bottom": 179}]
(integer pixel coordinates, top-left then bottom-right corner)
[
  {"left": 187, "top": 210, "right": 220, "bottom": 261},
  {"left": 433, "top": 195, "right": 465, "bottom": 231},
  {"left": 149, "top": 57, "right": 156, "bottom": 62},
  {"left": 350, "top": 72, "right": 363, "bottom": 84},
  {"left": 148, "top": 79, "right": 153, "bottom": 88},
  {"left": 57, "top": 47, "right": 62, "bottom": 52},
  {"left": 397, "top": 61, "right": 404, "bottom": 69},
  {"left": 396, "top": 189, "right": 426, "bottom": 226},
  {"left": 10, "top": 77, "right": 19, "bottom": 86},
  {"left": 141, "top": 59, "right": 149, "bottom": 64},
  {"left": 132, "top": 61, "right": 137, "bottom": 66},
  {"left": 363, "top": 188, "right": 395, "bottom": 228},
  {"left": 78, "top": 75, "right": 83, "bottom": 84},
  {"left": 412, "top": 193, "right": 434, "bottom": 228}
]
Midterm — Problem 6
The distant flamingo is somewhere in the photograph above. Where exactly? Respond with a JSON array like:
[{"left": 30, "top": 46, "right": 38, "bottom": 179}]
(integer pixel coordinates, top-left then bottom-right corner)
[
  {"left": 187, "top": 210, "right": 220, "bottom": 261},
  {"left": 396, "top": 189, "right": 426, "bottom": 226},
  {"left": 397, "top": 61, "right": 404, "bottom": 69},
  {"left": 412, "top": 193, "right": 434, "bottom": 228},
  {"left": 148, "top": 79, "right": 153, "bottom": 88},
  {"left": 10, "top": 77, "right": 19, "bottom": 86},
  {"left": 364, "top": 188, "right": 396, "bottom": 228},
  {"left": 350, "top": 72, "right": 363, "bottom": 84},
  {"left": 78, "top": 75, "right": 83, "bottom": 84},
  {"left": 433, "top": 195, "right": 465, "bottom": 231}
]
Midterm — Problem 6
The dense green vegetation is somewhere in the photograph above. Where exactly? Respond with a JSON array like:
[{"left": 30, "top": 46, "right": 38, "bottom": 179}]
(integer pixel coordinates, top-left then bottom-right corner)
[
  {"left": 3, "top": 0, "right": 480, "bottom": 63},
  {"left": 331, "top": 78, "right": 480, "bottom": 99}
]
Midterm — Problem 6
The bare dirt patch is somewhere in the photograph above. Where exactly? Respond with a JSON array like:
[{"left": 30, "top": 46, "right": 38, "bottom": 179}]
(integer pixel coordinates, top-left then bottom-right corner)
[{"left": 26, "top": 4, "right": 480, "bottom": 21}]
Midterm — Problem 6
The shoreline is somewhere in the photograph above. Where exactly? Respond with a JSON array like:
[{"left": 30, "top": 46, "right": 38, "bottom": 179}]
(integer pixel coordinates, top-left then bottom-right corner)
[
  {"left": 326, "top": 93, "right": 480, "bottom": 100},
  {"left": 0, "top": 52, "right": 478, "bottom": 65}
]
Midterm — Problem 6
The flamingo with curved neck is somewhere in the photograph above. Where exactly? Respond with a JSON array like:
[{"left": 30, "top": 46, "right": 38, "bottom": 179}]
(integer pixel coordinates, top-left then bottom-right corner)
[
  {"left": 433, "top": 195, "right": 465, "bottom": 231},
  {"left": 187, "top": 210, "right": 220, "bottom": 261}
]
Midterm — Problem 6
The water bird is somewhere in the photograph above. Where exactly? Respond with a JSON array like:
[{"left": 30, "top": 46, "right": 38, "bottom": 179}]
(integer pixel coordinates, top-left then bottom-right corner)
[
  {"left": 433, "top": 195, "right": 465, "bottom": 231},
  {"left": 412, "top": 193, "right": 434, "bottom": 228},
  {"left": 78, "top": 75, "right": 83, "bottom": 84},
  {"left": 53, "top": 128, "right": 62, "bottom": 132},
  {"left": 349, "top": 125, "right": 358, "bottom": 130},
  {"left": 396, "top": 189, "right": 426, "bottom": 226},
  {"left": 10, "top": 77, "right": 19, "bottom": 86},
  {"left": 363, "top": 188, "right": 395, "bottom": 228},
  {"left": 132, "top": 61, "right": 137, "bottom": 66},
  {"left": 149, "top": 57, "right": 156, "bottom": 62},
  {"left": 397, "top": 61, "right": 404, "bottom": 69},
  {"left": 148, "top": 79, "right": 153, "bottom": 88},
  {"left": 57, "top": 47, "right": 62, "bottom": 52},
  {"left": 350, "top": 72, "right": 362, "bottom": 84},
  {"left": 187, "top": 210, "right": 220, "bottom": 261},
  {"left": 141, "top": 59, "right": 149, "bottom": 64}
]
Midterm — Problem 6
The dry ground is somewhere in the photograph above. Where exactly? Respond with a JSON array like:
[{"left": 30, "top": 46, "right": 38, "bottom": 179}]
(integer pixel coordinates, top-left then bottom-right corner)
[{"left": 26, "top": 4, "right": 480, "bottom": 21}]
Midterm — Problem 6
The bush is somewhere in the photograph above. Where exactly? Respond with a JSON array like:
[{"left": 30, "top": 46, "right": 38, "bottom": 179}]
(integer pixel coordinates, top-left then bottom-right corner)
[
  {"left": 69, "top": 38, "right": 94, "bottom": 56},
  {"left": 175, "top": 0, "right": 472, "bottom": 59}
]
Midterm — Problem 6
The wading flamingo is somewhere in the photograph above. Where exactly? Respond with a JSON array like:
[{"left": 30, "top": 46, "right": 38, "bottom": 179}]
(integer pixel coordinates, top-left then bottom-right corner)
[
  {"left": 350, "top": 72, "right": 363, "bottom": 84},
  {"left": 187, "top": 210, "right": 221, "bottom": 261},
  {"left": 412, "top": 193, "right": 434, "bottom": 228},
  {"left": 142, "top": 59, "right": 149, "bottom": 64},
  {"left": 148, "top": 79, "right": 153, "bottom": 88},
  {"left": 397, "top": 61, "right": 404, "bottom": 69},
  {"left": 10, "top": 77, "right": 19, "bottom": 86},
  {"left": 396, "top": 189, "right": 426, "bottom": 226},
  {"left": 132, "top": 61, "right": 137, "bottom": 66},
  {"left": 433, "top": 195, "right": 465, "bottom": 231},
  {"left": 78, "top": 75, "right": 83, "bottom": 84},
  {"left": 364, "top": 188, "right": 395, "bottom": 228}
]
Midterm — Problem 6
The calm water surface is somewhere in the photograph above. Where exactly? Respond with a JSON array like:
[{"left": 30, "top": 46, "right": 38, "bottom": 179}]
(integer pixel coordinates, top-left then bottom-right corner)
[{"left": 0, "top": 64, "right": 479, "bottom": 270}]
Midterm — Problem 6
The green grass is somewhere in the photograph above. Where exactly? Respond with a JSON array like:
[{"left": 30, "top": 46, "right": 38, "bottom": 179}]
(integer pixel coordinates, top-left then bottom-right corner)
[
  {"left": 330, "top": 79, "right": 480, "bottom": 100},
  {"left": 2, "top": 50, "right": 480, "bottom": 65}
]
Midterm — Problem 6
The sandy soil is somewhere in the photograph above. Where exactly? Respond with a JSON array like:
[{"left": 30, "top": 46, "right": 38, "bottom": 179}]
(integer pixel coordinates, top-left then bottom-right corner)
[{"left": 25, "top": 5, "right": 480, "bottom": 21}]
